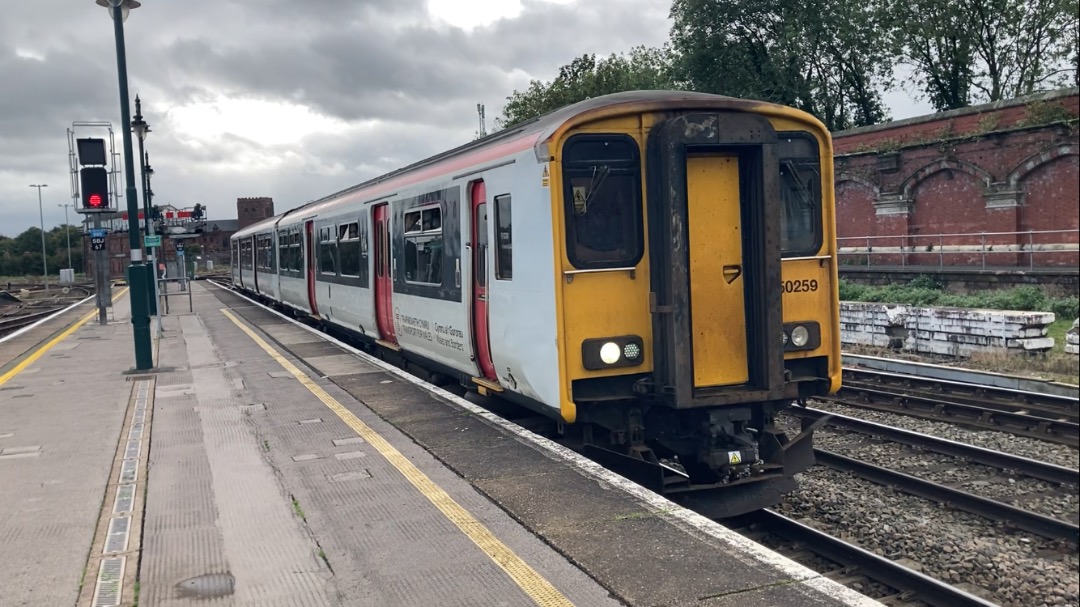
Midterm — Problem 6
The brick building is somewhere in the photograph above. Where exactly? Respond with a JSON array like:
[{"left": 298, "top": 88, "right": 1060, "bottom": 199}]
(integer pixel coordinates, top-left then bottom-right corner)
[
  {"left": 237, "top": 197, "right": 275, "bottom": 230},
  {"left": 832, "top": 87, "right": 1079, "bottom": 268},
  {"left": 85, "top": 197, "right": 274, "bottom": 278}
]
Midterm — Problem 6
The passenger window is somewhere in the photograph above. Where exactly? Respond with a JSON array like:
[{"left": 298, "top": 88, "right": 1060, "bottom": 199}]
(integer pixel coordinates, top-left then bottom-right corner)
[
  {"left": 778, "top": 133, "right": 822, "bottom": 256},
  {"left": 562, "top": 135, "right": 643, "bottom": 269},
  {"left": 339, "top": 222, "right": 362, "bottom": 277},
  {"left": 404, "top": 206, "right": 443, "bottom": 284},
  {"left": 319, "top": 226, "right": 336, "bottom": 274},
  {"left": 495, "top": 195, "right": 512, "bottom": 280}
]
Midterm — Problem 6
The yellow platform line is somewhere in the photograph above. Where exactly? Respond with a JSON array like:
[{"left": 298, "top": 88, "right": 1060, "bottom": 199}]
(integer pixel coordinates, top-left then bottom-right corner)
[
  {"left": 220, "top": 308, "right": 575, "bottom": 607},
  {"left": 0, "top": 288, "right": 130, "bottom": 388}
]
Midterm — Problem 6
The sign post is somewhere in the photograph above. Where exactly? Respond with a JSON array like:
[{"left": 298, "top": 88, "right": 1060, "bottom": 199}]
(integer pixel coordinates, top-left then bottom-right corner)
[
  {"left": 89, "top": 222, "right": 109, "bottom": 325},
  {"left": 176, "top": 243, "right": 187, "bottom": 291}
]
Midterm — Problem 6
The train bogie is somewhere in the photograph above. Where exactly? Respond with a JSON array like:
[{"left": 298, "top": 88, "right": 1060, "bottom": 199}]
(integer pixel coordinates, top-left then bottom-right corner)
[{"left": 232, "top": 91, "right": 841, "bottom": 517}]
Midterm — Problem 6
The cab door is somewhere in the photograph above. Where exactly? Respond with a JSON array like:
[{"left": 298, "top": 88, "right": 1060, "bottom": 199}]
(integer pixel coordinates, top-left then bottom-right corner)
[{"left": 686, "top": 155, "right": 748, "bottom": 387}]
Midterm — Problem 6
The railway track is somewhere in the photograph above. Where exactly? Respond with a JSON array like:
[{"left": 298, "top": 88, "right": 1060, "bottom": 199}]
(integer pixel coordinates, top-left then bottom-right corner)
[
  {"left": 728, "top": 509, "right": 999, "bottom": 607},
  {"left": 0, "top": 308, "right": 65, "bottom": 338},
  {"left": 758, "top": 404, "right": 1080, "bottom": 605},
  {"left": 829, "top": 368, "right": 1080, "bottom": 447},
  {"left": 792, "top": 407, "right": 1077, "bottom": 485},
  {"left": 0, "top": 288, "right": 95, "bottom": 339}
]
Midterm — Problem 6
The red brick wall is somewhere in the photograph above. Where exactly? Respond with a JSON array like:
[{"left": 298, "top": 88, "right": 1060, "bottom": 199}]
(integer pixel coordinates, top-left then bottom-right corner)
[{"left": 833, "top": 88, "right": 1079, "bottom": 268}]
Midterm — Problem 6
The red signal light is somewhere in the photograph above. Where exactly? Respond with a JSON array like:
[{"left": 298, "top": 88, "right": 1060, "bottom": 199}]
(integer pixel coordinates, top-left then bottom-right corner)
[{"left": 80, "top": 167, "right": 109, "bottom": 210}]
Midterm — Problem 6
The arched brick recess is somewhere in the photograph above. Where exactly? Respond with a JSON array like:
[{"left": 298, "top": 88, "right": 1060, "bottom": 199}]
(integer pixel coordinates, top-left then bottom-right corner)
[
  {"left": 835, "top": 176, "right": 877, "bottom": 239},
  {"left": 900, "top": 158, "right": 993, "bottom": 199},
  {"left": 1007, "top": 145, "right": 1077, "bottom": 188},
  {"left": 1019, "top": 154, "right": 1079, "bottom": 266},
  {"left": 908, "top": 170, "right": 987, "bottom": 265}
]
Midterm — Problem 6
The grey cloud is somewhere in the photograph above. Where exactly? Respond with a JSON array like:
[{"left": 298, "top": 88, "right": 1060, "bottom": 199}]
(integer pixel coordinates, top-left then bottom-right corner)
[{"left": 0, "top": 0, "right": 921, "bottom": 240}]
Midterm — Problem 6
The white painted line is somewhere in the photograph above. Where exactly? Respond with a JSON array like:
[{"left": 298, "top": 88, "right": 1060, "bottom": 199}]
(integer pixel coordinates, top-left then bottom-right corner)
[
  {"left": 210, "top": 280, "right": 884, "bottom": 607},
  {"left": 0, "top": 294, "right": 94, "bottom": 344}
]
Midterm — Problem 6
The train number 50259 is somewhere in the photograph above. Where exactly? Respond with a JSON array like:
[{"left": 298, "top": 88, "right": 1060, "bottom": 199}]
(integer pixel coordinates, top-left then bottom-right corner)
[{"left": 782, "top": 279, "right": 819, "bottom": 293}]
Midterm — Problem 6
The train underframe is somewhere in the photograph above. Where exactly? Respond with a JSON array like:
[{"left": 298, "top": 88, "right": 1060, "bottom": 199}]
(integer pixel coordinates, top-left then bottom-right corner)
[{"left": 569, "top": 397, "right": 824, "bottom": 519}]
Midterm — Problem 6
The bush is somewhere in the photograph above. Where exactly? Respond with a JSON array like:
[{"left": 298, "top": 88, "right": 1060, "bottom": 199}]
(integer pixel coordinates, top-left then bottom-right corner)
[
  {"left": 838, "top": 279, "right": 1076, "bottom": 317},
  {"left": 1049, "top": 297, "right": 1080, "bottom": 319}
]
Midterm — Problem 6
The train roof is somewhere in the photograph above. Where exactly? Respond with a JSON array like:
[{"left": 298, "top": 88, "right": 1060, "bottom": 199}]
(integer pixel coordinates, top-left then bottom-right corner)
[{"left": 234, "top": 90, "right": 815, "bottom": 239}]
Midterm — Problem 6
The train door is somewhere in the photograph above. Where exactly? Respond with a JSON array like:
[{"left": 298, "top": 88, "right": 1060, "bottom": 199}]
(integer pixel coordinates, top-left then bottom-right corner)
[
  {"left": 305, "top": 220, "right": 319, "bottom": 316},
  {"left": 252, "top": 235, "right": 260, "bottom": 294},
  {"left": 235, "top": 240, "right": 242, "bottom": 288},
  {"left": 470, "top": 182, "right": 497, "bottom": 380},
  {"left": 686, "top": 155, "right": 748, "bottom": 386},
  {"left": 373, "top": 204, "right": 396, "bottom": 343}
]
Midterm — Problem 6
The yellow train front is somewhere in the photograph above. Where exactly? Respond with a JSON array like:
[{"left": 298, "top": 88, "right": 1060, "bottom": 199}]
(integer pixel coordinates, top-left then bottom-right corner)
[{"left": 542, "top": 92, "right": 840, "bottom": 517}]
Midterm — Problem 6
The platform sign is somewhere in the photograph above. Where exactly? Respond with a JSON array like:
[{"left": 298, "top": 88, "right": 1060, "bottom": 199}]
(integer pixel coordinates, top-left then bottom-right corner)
[
  {"left": 176, "top": 243, "right": 185, "bottom": 258},
  {"left": 144, "top": 235, "right": 161, "bottom": 248},
  {"left": 89, "top": 228, "right": 108, "bottom": 251}
]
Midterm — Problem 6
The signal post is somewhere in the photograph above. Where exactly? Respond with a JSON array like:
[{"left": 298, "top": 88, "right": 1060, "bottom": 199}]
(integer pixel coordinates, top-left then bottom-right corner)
[{"left": 69, "top": 132, "right": 114, "bottom": 325}]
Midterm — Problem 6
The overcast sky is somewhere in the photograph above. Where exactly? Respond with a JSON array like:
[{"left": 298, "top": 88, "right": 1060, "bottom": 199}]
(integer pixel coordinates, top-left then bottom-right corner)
[{"left": 0, "top": 0, "right": 934, "bottom": 237}]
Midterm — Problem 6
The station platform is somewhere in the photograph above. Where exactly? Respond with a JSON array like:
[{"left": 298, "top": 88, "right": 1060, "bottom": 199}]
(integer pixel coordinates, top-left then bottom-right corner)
[{"left": 0, "top": 281, "right": 882, "bottom": 607}]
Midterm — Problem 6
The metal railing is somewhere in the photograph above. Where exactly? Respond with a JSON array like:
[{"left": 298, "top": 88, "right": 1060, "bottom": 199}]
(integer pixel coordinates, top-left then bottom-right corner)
[
  {"left": 837, "top": 229, "right": 1079, "bottom": 269},
  {"left": 157, "top": 277, "right": 193, "bottom": 314}
]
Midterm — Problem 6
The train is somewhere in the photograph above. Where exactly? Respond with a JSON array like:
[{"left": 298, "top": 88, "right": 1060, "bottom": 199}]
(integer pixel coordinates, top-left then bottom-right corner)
[{"left": 231, "top": 91, "right": 841, "bottom": 517}]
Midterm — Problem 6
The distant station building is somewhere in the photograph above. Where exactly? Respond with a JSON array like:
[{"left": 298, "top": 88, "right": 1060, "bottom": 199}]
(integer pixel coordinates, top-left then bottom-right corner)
[{"left": 84, "top": 197, "right": 273, "bottom": 278}]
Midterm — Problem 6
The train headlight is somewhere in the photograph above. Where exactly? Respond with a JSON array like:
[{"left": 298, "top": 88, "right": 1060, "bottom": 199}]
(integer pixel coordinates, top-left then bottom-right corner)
[
  {"left": 791, "top": 325, "right": 810, "bottom": 347},
  {"left": 783, "top": 322, "right": 820, "bottom": 352},
  {"left": 600, "top": 342, "right": 621, "bottom": 364},
  {"left": 582, "top": 336, "right": 645, "bottom": 370}
]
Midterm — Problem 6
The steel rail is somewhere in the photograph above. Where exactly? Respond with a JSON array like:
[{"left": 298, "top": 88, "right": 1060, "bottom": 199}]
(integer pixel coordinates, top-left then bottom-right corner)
[
  {"left": 842, "top": 367, "right": 1079, "bottom": 423},
  {"left": 815, "top": 449, "right": 1079, "bottom": 544},
  {"left": 826, "top": 388, "right": 1079, "bottom": 447},
  {"left": 0, "top": 309, "right": 62, "bottom": 335},
  {"left": 744, "top": 509, "right": 1000, "bottom": 607},
  {"left": 842, "top": 353, "right": 1080, "bottom": 400},
  {"left": 794, "top": 407, "right": 1079, "bottom": 485}
]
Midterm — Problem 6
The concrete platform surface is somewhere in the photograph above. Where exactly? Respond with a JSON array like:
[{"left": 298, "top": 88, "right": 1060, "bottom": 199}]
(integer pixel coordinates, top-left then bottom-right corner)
[
  {"left": 0, "top": 289, "right": 140, "bottom": 607},
  {"left": 141, "top": 285, "right": 624, "bottom": 606}
]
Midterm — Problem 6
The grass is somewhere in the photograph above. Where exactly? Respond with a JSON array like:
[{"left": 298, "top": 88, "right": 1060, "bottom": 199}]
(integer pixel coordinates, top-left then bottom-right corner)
[{"left": 291, "top": 495, "right": 306, "bottom": 521}]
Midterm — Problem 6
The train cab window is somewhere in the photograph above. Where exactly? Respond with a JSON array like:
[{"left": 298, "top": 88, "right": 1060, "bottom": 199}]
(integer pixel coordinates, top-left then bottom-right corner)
[
  {"left": 318, "top": 226, "right": 336, "bottom": 275},
  {"left": 403, "top": 206, "right": 443, "bottom": 284},
  {"left": 495, "top": 194, "right": 512, "bottom": 280},
  {"left": 561, "top": 134, "right": 643, "bottom": 269},
  {"left": 778, "top": 133, "right": 823, "bottom": 257}
]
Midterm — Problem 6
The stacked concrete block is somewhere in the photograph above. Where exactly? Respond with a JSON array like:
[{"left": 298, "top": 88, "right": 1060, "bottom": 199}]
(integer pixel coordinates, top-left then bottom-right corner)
[
  {"left": 1067, "top": 319, "right": 1079, "bottom": 356},
  {"left": 840, "top": 302, "right": 1056, "bottom": 357}
]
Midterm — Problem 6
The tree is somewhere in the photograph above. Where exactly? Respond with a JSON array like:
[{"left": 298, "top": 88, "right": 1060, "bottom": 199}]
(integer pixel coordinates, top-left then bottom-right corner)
[
  {"left": 668, "top": 0, "right": 895, "bottom": 131},
  {"left": 896, "top": 0, "right": 1077, "bottom": 110},
  {"left": 496, "top": 46, "right": 679, "bottom": 129}
]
